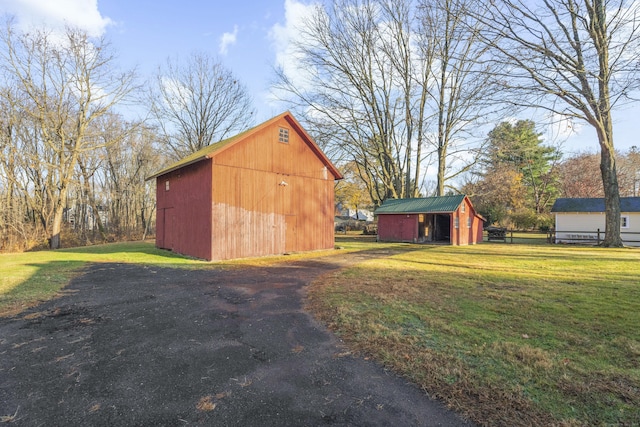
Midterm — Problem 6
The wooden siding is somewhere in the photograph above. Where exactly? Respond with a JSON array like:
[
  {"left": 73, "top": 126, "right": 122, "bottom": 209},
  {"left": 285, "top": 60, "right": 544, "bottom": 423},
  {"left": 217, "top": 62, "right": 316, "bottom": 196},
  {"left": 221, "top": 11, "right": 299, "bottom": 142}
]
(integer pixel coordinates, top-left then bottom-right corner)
[
  {"left": 377, "top": 197, "right": 483, "bottom": 245},
  {"left": 206, "top": 116, "right": 335, "bottom": 260},
  {"left": 555, "top": 212, "right": 640, "bottom": 246},
  {"left": 451, "top": 197, "right": 483, "bottom": 245},
  {"left": 378, "top": 214, "right": 418, "bottom": 242},
  {"left": 154, "top": 114, "right": 338, "bottom": 261},
  {"left": 155, "top": 160, "right": 213, "bottom": 260}
]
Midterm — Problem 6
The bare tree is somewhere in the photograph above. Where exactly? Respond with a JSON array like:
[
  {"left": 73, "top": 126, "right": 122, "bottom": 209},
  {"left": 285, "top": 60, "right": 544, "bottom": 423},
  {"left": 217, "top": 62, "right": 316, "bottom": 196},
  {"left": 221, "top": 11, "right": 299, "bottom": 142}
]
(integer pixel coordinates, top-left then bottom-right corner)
[
  {"left": 150, "top": 52, "right": 255, "bottom": 159},
  {"left": 102, "top": 121, "right": 160, "bottom": 240},
  {"left": 273, "top": 0, "right": 428, "bottom": 205},
  {"left": 559, "top": 152, "right": 605, "bottom": 198},
  {"left": 273, "top": 0, "right": 494, "bottom": 203},
  {"left": 614, "top": 147, "right": 640, "bottom": 197},
  {"left": 0, "top": 21, "right": 138, "bottom": 249},
  {"left": 476, "top": 0, "right": 640, "bottom": 246},
  {"left": 417, "top": 0, "right": 496, "bottom": 195}
]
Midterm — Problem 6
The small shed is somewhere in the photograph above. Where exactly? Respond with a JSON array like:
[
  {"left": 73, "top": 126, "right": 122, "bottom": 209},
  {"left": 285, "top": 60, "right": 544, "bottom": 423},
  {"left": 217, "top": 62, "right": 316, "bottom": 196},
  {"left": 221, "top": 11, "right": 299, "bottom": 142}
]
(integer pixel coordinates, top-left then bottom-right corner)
[
  {"left": 375, "top": 195, "right": 484, "bottom": 245},
  {"left": 551, "top": 197, "right": 640, "bottom": 246},
  {"left": 147, "top": 112, "right": 342, "bottom": 260}
]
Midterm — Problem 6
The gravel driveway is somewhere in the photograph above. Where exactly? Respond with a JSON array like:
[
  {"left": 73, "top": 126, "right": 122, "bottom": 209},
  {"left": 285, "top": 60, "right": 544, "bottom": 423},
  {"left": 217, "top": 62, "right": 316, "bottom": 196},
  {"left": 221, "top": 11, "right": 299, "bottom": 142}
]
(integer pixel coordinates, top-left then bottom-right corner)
[{"left": 0, "top": 251, "right": 473, "bottom": 426}]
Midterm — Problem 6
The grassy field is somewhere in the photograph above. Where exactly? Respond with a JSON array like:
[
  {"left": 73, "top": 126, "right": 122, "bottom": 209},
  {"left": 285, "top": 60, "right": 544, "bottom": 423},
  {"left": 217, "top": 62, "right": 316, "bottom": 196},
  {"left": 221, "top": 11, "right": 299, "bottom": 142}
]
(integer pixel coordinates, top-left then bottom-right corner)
[
  {"left": 0, "top": 241, "right": 207, "bottom": 315},
  {"left": 0, "top": 241, "right": 342, "bottom": 316},
  {"left": 310, "top": 238, "right": 640, "bottom": 426},
  {"left": 2, "top": 237, "right": 639, "bottom": 425}
]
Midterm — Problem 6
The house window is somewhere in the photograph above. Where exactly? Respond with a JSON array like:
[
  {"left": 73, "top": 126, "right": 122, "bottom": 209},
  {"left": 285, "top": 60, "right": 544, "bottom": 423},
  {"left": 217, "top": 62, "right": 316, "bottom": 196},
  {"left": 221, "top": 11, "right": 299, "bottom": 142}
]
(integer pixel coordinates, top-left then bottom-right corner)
[
  {"left": 621, "top": 215, "right": 629, "bottom": 228},
  {"left": 279, "top": 127, "right": 289, "bottom": 143},
  {"left": 467, "top": 217, "right": 471, "bottom": 228},
  {"left": 461, "top": 204, "right": 465, "bottom": 213},
  {"left": 165, "top": 180, "right": 170, "bottom": 191},
  {"left": 454, "top": 217, "right": 459, "bottom": 229}
]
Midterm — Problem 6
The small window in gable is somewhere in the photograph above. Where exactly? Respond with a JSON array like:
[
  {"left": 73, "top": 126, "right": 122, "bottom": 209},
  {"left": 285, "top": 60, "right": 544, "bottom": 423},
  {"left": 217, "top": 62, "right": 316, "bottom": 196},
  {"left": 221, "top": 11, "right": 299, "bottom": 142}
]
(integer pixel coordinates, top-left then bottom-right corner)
[
  {"left": 461, "top": 204, "right": 466, "bottom": 213},
  {"left": 279, "top": 127, "right": 289, "bottom": 144},
  {"left": 165, "top": 180, "right": 170, "bottom": 191},
  {"left": 621, "top": 215, "right": 629, "bottom": 228}
]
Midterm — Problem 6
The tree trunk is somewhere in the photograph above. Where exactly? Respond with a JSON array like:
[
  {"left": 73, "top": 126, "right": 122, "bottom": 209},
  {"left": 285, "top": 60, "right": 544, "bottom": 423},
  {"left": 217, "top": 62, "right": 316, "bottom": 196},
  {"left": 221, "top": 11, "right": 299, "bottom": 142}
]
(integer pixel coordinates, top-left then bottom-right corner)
[
  {"left": 78, "top": 159, "right": 107, "bottom": 241},
  {"left": 437, "top": 144, "right": 446, "bottom": 196},
  {"left": 50, "top": 203, "right": 64, "bottom": 249},
  {"left": 600, "top": 142, "right": 623, "bottom": 247}
]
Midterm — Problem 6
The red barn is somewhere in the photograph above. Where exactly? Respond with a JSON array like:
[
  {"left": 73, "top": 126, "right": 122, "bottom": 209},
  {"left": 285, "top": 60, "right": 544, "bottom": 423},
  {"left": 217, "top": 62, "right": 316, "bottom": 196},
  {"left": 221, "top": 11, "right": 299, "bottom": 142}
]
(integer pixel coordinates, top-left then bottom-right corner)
[
  {"left": 147, "top": 112, "right": 342, "bottom": 260},
  {"left": 375, "top": 195, "right": 484, "bottom": 245}
]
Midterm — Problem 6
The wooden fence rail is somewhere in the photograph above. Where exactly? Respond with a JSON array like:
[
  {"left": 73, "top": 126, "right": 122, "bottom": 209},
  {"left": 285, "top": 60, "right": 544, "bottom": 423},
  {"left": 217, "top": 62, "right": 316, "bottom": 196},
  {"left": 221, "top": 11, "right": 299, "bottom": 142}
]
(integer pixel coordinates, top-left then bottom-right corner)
[
  {"left": 548, "top": 229, "right": 640, "bottom": 245},
  {"left": 482, "top": 229, "right": 640, "bottom": 245}
]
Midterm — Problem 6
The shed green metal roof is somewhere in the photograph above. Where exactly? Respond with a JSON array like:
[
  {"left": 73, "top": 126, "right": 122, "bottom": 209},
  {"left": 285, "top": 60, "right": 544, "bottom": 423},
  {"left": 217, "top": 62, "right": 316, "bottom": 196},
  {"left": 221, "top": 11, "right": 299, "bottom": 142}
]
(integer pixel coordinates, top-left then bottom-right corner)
[{"left": 375, "top": 195, "right": 466, "bottom": 214}]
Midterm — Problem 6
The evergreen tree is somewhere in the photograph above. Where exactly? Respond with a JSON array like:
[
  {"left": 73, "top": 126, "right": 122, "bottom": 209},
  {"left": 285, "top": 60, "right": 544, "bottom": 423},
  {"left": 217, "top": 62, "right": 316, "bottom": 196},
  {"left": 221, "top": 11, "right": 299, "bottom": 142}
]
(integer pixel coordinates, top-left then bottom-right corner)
[{"left": 485, "top": 120, "right": 561, "bottom": 214}]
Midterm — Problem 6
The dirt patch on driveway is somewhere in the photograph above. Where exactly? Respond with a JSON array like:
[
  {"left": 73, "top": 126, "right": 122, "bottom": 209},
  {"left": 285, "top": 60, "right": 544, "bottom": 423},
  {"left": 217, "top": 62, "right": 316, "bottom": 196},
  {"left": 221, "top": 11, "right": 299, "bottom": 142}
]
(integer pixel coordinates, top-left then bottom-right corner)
[{"left": 0, "top": 250, "right": 473, "bottom": 426}]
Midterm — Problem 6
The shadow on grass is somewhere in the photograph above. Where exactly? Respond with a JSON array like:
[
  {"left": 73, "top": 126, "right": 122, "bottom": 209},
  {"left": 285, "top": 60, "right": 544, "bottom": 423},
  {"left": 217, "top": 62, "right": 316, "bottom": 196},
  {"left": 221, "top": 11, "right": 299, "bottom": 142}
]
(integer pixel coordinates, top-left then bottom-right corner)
[
  {"left": 1, "top": 239, "right": 417, "bottom": 317},
  {"left": 0, "top": 260, "right": 87, "bottom": 317}
]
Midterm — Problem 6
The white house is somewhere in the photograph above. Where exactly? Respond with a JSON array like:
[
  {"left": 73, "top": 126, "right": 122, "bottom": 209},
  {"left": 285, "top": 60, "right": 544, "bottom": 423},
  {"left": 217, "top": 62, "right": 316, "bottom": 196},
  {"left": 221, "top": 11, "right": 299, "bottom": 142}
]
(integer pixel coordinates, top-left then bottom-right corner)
[{"left": 551, "top": 197, "right": 640, "bottom": 246}]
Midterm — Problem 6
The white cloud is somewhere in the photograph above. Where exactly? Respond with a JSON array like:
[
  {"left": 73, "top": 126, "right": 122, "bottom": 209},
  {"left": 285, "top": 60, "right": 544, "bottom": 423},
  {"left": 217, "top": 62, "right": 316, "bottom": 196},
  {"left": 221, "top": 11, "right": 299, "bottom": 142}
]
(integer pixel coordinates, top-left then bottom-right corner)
[
  {"left": 268, "top": 0, "right": 318, "bottom": 90},
  {"left": 219, "top": 25, "right": 238, "bottom": 55},
  {"left": 0, "top": 0, "right": 112, "bottom": 36},
  {"left": 267, "top": 0, "right": 319, "bottom": 105}
]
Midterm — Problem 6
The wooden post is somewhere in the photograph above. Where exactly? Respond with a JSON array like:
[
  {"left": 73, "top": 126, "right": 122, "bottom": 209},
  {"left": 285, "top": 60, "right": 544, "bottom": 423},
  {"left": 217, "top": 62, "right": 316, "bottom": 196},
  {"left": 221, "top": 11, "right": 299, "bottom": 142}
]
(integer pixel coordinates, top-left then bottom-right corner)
[
  {"left": 510, "top": 229, "right": 513, "bottom": 243},
  {"left": 597, "top": 229, "right": 601, "bottom": 245}
]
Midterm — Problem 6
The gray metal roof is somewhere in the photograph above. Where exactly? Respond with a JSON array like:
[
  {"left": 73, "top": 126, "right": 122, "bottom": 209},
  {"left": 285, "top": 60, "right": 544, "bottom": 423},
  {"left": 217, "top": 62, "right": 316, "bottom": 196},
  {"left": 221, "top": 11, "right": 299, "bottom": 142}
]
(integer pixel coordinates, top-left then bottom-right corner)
[
  {"left": 375, "top": 195, "right": 466, "bottom": 214},
  {"left": 551, "top": 197, "right": 640, "bottom": 213}
]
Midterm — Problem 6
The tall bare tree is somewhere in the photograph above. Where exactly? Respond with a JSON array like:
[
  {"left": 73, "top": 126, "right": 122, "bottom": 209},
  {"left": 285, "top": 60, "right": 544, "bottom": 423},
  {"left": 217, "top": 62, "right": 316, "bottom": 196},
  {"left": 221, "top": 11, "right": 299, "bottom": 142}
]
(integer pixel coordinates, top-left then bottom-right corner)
[
  {"left": 417, "top": 0, "right": 496, "bottom": 195},
  {"left": 150, "top": 52, "right": 255, "bottom": 159},
  {"left": 273, "top": 0, "right": 428, "bottom": 205},
  {"left": 476, "top": 0, "right": 640, "bottom": 246},
  {"left": 273, "top": 0, "right": 494, "bottom": 203},
  {"left": 0, "top": 21, "right": 138, "bottom": 249}
]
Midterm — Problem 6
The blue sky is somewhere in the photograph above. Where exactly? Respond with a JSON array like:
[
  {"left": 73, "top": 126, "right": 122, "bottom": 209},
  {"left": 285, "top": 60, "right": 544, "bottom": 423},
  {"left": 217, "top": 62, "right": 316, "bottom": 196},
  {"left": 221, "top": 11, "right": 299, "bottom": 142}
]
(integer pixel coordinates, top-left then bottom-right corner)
[
  {"left": 99, "top": 0, "right": 292, "bottom": 119},
  {"left": 0, "top": 0, "right": 309, "bottom": 121},
  {"left": 0, "top": 0, "right": 637, "bottom": 155}
]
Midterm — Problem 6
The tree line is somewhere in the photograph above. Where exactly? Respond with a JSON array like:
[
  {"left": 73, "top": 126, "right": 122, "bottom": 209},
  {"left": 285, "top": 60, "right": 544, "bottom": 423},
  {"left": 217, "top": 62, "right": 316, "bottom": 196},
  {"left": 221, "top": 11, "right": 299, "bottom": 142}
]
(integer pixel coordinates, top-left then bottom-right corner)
[
  {"left": 1, "top": 0, "right": 640, "bottom": 250},
  {"left": 0, "top": 20, "right": 254, "bottom": 251}
]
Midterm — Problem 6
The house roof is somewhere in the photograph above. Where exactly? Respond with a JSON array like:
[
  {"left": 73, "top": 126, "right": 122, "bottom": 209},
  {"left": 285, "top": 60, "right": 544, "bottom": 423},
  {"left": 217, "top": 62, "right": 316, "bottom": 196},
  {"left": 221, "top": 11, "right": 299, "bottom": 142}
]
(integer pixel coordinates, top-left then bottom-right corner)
[
  {"left": 551, "top": 197, "right": 640, "bottom": 213},
  {"left": 146, "top": 111, "right": 343, "bottom": 181},
  {"left": 375, "top": 195, "right": 467, "bottom": 214}
]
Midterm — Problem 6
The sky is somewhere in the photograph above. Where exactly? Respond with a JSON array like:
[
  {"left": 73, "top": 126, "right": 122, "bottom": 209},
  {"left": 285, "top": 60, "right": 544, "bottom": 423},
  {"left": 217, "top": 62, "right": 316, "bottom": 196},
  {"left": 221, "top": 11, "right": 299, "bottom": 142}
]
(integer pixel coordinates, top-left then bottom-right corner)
[
  {"left": 0, "top": 0, "right": 310, "bottom": 121},
  {"left": 0, "top": 0, "right": 638, "bottom": 156}
]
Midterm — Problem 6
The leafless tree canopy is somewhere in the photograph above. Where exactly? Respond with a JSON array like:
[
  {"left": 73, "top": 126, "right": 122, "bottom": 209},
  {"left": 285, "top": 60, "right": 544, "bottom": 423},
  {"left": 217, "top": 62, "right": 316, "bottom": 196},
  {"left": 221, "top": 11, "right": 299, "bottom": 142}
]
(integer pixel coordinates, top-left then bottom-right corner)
[
  {"left": 417, "top": 0, "right": 497, "bottom": 195},
  {"left": 476, "top": 0, "right": 640, "bottom": 246},
  {"left": 0, "top": 20, "right": 139, "bottom": 249},
  {"left": 272, "top": 0, "right": 496, "bottom": 204},
  {"left": 150, "top": 52, "right": 256, "bottom": 159}
]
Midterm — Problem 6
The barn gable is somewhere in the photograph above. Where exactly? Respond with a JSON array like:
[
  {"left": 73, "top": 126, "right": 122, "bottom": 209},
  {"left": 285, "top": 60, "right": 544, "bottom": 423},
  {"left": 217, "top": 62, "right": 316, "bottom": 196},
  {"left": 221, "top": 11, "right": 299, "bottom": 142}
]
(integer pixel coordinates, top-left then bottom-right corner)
[{"left": 148, "top": 112, "right": 342, "bottom": 260}]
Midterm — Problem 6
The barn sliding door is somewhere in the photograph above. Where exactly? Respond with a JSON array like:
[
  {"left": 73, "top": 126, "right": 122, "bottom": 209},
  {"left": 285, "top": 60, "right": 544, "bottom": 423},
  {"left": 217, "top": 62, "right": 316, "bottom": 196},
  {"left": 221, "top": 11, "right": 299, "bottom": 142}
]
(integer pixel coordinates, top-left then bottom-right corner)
[{"left": 285, "top": 214, "right": 297, "bottom": 253}]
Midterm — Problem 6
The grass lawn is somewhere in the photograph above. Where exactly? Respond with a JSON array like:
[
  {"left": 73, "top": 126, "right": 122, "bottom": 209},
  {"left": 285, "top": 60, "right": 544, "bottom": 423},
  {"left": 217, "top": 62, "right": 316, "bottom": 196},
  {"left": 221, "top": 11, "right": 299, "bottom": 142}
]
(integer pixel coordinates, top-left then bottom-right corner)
[
  {"left": 310, "top": 240, "right": 640, "bottom": 426},
  {"left": 3, "top": 238, "right": 639, "bottom": 425},
  {"left": 0, "top": 241, "right": 341, "bottom": 316}
]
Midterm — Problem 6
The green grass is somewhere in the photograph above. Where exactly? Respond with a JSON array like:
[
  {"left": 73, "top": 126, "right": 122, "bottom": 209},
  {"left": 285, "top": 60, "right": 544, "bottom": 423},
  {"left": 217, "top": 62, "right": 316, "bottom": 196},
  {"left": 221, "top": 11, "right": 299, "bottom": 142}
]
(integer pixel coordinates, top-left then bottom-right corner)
[
  {"left": 0, "top": 241, "right": 210, "bottom": 315},
  {"left": 308, "top": 242, "right": 640, "bottom": 426},
  {"left": 0, "top": 241, "right": 343, "bottom": 316},
  {"left": 3, "top": 238, "right": 640, "bottom": 425}
]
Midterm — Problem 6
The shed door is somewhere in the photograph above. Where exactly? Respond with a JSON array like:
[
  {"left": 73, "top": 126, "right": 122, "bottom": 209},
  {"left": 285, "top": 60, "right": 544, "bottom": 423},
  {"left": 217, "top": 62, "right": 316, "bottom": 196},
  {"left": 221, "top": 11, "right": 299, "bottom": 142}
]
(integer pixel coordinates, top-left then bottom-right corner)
[
  {"left": 400, "top": 217, "right": 415, "bottom": 241},
  {"left": 285, "top": 215, "right": 297, "bottom": 252},
  {"left": 158, "top": 207, "right": 175, "bottom": 249}
]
